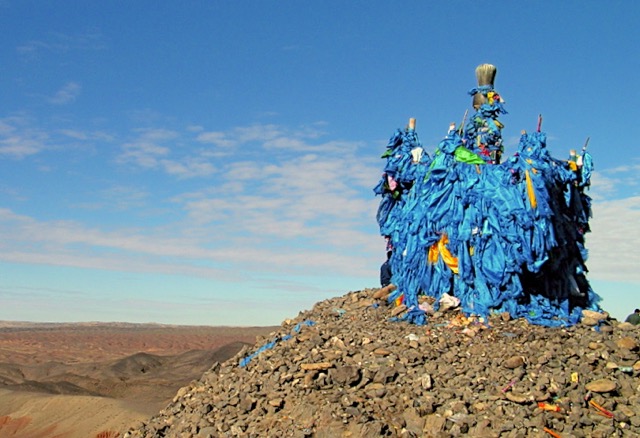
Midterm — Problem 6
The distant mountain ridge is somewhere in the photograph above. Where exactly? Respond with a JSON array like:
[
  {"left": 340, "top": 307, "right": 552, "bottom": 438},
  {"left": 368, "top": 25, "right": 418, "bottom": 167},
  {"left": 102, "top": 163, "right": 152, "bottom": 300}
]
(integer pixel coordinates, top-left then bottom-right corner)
[{"left": 0, "top": 323, "right": 277, "bottom": 438}]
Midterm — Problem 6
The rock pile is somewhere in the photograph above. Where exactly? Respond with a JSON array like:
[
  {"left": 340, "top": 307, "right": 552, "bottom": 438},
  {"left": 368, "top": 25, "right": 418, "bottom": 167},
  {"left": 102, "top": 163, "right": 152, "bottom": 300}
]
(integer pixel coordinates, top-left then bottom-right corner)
[{"left": 124, "top": 289, "right": 640, "bottom": 437}]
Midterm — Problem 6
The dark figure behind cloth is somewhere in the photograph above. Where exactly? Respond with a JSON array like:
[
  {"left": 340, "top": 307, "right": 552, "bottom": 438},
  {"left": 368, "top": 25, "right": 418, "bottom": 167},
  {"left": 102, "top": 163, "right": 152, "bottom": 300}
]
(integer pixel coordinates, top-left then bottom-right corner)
[
  {"left": 380, "top": 251, "right": 392, "bottom": 287},
  {"left": 625, "top": 309, "right": 640, "bottom": 325}
]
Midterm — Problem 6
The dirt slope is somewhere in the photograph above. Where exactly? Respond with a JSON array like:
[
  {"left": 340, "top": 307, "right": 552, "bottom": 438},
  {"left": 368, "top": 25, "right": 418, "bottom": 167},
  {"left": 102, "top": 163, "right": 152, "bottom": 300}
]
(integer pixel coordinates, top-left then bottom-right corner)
[{"left": 0, "top": 323, "right": 276, "bottom": 438}]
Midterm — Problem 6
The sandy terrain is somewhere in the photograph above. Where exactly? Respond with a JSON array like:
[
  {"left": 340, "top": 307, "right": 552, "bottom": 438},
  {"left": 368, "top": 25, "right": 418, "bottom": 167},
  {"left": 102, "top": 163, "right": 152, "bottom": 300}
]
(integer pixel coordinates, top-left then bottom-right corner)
[{"left": 0, "top": 322, "right": 277, "bottom": 438}]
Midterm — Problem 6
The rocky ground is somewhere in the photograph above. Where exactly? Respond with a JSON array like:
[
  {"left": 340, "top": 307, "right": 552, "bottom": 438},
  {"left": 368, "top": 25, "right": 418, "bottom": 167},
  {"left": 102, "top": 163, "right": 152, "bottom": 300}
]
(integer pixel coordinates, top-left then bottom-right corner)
[{"left": 124, "top": 288, "right": 640, "bottom": 437}]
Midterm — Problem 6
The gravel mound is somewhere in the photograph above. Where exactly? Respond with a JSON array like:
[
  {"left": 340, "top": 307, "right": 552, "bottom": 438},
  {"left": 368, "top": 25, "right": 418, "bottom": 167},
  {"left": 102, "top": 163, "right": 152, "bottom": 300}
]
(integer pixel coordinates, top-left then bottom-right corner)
[{"left": 124, "top": 289, "right": 640, "bottom": 437}]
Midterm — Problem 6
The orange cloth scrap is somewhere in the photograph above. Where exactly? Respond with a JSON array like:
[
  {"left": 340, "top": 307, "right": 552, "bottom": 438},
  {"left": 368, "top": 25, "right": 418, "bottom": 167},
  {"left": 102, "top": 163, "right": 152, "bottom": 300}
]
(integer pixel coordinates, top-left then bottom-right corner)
[{"left": 428, "top": 233, "right": 459, "bottom": 274}]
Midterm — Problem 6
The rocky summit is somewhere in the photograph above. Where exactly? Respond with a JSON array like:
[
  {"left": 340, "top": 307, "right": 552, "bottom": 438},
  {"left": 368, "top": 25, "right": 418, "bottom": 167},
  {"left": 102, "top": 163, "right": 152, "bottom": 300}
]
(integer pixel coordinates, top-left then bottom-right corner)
[{"left": 124, "top": 289, "right": 640, "bottom": 437}]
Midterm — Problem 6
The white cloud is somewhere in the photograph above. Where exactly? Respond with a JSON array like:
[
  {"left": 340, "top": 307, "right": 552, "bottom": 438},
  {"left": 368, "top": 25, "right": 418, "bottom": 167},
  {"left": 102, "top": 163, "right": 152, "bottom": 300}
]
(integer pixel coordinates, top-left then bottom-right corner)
[
  {"left": 0, "top": 120, "right": 385, "bottom": 281},
  {"left": 16, "top": 40, "right": 53, "bottom": 56},
  {"left": 263, "top": 136, "right": 309, "bottom": 150},
  {"left": 73, "top": 185, "right": 149, "bottom": 211},
  {"left": 0, "top": 116, "right": 48, "bottom": 158},
  {"left": 584, "top": 162, "right": 640, "bottom": 284},
  {"left": 0, "top": 188, "right": 381, "bottom": 281},
  {"left": 118, "top": 123, "right": 371, "bottom": 183},
  {"left": 49, "top": 82, "right": 82, "bottom": 105},
  {"left": 197, "top": 124, "right": 283, "bottom": 149},
  {"left": 17, "top": 30, "right": 106, "bottom": 57},
  {"left": 591, "top": 163, "right": 640, "bottom": 201},
  {"left": 121, "top": 142, "right": 170, "bottom": 168},
  {"left": 0, "top": 120, "right": 391, "bottom": 298},
  {"left": 603, "top": 163, "right": 640, "bottom": 173},
  {"left": 161, "top": 157, "right": 215, "bottom": 178},
  {"left": 225, "top": 161, "right": 263, "bottom": 181},
  {"left": 235, "top": 124, "right": 282, "bottom": 142},
  {"left": 587, "top": 195, "right": 640, "bottom": 283},
  {"left": 118, "top": 128, "right": 216, "bottom": 177},
  {"left": 0, "top": 207, "right": 222, "bottom": 273},
  {"left": 588, "top": 171, "right": 617, "bottom": 200},
  {"left": 118, "top": 129, "right": 174, "bottom": 168},
  {"left": 58, "top": 129, "right": 113, "bottom": 142},
  {"left": 196, "top": 131, "right": 236, "bottom": 148}
]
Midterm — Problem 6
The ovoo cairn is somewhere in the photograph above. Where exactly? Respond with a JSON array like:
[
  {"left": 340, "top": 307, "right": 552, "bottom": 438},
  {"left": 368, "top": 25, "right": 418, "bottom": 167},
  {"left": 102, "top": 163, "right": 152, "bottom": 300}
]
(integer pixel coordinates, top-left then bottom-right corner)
[{"left": 374, "top": 64, "right": 599, "bottom": 327}]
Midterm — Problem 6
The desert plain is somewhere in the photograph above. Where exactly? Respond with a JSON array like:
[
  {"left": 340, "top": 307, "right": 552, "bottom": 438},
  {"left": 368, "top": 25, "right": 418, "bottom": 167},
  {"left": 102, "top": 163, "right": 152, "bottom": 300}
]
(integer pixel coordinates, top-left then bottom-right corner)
[{"left": 0, "top": 321, "right": 276, "bottom": 438}]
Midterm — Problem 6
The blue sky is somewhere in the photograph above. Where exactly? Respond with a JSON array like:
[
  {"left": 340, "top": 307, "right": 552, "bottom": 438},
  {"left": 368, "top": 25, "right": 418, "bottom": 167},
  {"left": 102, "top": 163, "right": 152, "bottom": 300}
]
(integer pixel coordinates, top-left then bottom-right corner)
[{"left": 1, "top": 1, "right": 639, "bottom": 326}]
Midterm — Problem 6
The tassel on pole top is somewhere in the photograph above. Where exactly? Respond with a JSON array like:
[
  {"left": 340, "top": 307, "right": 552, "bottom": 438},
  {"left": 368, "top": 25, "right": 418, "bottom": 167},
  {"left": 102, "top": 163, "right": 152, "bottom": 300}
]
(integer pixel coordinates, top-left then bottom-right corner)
[
  {"left": 475, "top": 63, "right": 497, "bottom": 87},
  {"left": 473, "top": 64, "right": 497, "bottom": 109}
]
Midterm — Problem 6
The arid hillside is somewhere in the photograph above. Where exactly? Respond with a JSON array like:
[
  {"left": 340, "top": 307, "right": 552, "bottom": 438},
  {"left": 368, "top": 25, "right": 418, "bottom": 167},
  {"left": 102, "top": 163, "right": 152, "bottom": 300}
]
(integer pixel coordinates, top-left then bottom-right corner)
[{"left": 0, "top": 322, "right": 277, "bottom": 438}]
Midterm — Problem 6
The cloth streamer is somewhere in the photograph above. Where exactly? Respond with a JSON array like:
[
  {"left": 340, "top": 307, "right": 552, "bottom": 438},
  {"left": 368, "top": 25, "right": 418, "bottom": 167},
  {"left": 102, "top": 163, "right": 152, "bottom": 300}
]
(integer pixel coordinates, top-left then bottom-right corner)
[{"left": 239, "top": 320, "right": 315, "bottom": 367}]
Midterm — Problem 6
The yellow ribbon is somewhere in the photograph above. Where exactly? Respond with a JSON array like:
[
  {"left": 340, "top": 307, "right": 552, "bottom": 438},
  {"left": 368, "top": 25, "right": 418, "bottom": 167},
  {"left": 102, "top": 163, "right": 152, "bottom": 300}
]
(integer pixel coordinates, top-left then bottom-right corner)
[
  {"left": 525, "top": 169, "right": 537, "bottom": 209},
  {"left": 428, "top": 234, "right": 459, "bottom": 274}
]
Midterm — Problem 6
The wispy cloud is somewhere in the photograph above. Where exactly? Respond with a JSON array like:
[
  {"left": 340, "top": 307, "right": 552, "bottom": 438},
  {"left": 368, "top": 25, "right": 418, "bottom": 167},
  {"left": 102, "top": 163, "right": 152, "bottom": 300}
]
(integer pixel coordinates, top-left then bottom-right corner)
[
  {"left": 118, "top": 128, "right": 174, "bottom": 168},
  {"left": 0, "top": 207, "right": 224, "bottom": 275},
  {"left": 72, "top": 185, "right": 149, "bottom": 212},
  {"left": 196, "top": 123, "right": 329, "bottom": 151},
  {"left": 118, "top": 123, "right": 369, "bottom": 180},
  {"left": 0, "top": 121, "right": 385, "bottom": 282},
  {"left": 58, "top": 128, "right": 113, "bottom": 142},
  {"left": 17, "top": 30, "right": 106, "bottom": 57},
  {"left": 590, "top": 161, "right": 640, "bottom": 201},
  {"left": 195, "top": 131, "right": 236, "bottom": 148},
  {"left": 162, "top": 157, "right": 216, "bottom": 178},
  {"left": 196, "top": 124, "right": 283, "bottom": 149},
  {"left": 3, "top": 116, "right": 637, "bottom": 312},
  {"left": 175, "top": 124, "right": 379, "bottom": 234},
  {"left": 118, "top": 128, "right": 216, "bottom": 178},
  {"left": 49, "top": 82, "right": 82, "bottom": 105},
  {"left": 0, "top": 116, "right": 48, "bottom": 159}
]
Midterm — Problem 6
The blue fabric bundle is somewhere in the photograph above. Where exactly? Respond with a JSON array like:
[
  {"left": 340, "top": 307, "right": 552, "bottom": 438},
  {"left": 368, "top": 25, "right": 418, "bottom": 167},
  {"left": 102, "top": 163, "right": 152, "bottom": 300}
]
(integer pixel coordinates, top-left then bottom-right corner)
[
  {"left": 374, "top": 82, "right": 600, "bottom": 327},
  {"left": 239, "top": 320, "right": 315, "bottom": 367}
]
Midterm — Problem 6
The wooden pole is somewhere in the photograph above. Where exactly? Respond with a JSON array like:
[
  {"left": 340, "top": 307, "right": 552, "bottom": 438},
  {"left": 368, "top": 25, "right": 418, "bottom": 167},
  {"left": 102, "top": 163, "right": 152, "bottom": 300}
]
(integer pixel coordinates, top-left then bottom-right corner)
[
  {"left": 458, "top": 109, "right": 468, "bottom": 135},
  {"left": 537, "top": 114, "right": 543, "bottom": 132},
  {"left": 408, "top": 118, "right": 416, "bottom": 131}
]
